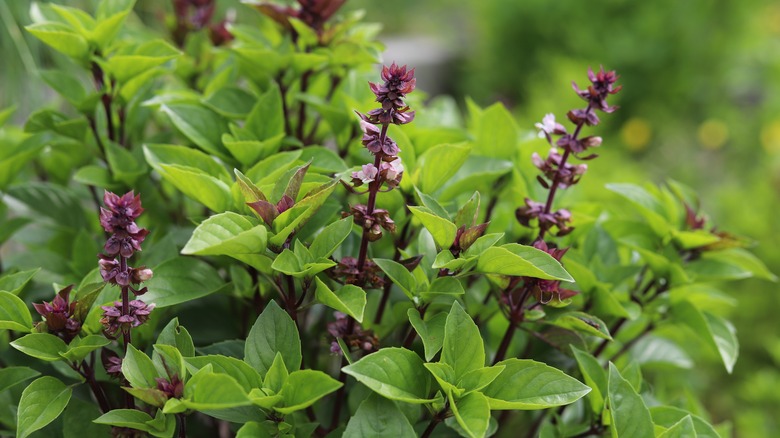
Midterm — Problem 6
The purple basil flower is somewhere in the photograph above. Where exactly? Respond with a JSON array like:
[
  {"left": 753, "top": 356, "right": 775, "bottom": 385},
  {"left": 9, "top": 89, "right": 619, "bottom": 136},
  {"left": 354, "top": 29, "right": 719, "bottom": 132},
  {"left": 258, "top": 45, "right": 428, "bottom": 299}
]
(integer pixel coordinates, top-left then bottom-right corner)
[
  {"left": 101, "top": 300, "right": 155, "bottom": 338},
  {"left": 33, "top": 285, "right": 81, "bottom": 343},
  {"left": 327, "top": 311, "right": 379, "bottom": 354},
  {"left": 352, "top": 163, "right": 379, "bottom": 186},
  {"left": 156, "top": 375, "right": 184, "bottom": 399},
  {"left": 357, "top": 120, "right": 400, "bottom": 156},
  {"left": 572, "top": 66, "right": 622, "bottom": 113}
]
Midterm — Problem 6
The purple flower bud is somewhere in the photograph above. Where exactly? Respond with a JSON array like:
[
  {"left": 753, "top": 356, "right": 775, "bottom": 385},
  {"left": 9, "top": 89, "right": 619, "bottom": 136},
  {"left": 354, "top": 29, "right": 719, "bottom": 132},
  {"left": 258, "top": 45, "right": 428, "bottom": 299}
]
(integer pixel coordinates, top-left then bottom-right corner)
[{"left": 33, "top": 285, "right": 81, "bottom": 343}]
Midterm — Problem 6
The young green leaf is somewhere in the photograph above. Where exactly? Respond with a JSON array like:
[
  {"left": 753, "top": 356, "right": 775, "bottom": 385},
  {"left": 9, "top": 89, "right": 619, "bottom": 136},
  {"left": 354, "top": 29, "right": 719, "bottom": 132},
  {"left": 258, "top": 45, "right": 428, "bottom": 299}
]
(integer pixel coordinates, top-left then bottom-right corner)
[
  {"left": 181, "top": 366, "right": 252, "bottom": 410},
  {"left": 424, "top": 362, "right": 462, "bottom": 398},
  {"left": 408, "top": 206, "right": 458, "bottom": 249},
  {"left": 342, "top": 348, "right": 433, "bottom": 404},
  {"left": 343, "top": 394, "right": 417, "bottom": 438},
  {"left": 181, "top": 212, "right": 267, "bottom": 256},
  {"left": 26, "top": 23, "right": 89, "bottom": 60},
  {"left": 314, "top": 278, "right": 367, "bottom": 323},
  {"left": 245, "top": 300, "right": 302, "bottom": 376},
  {"left": 482, "top": 359, "right": 591, "bottom": 410},
  {"left": 275, "top": 369, "right": 343, "bottom": 414},
  {"left": 0, "top": 291, "right": 33, "bottom": 332},
  {"left": 407, "top": 310, "right": 446, "bottom": 361},
  {"left": 184, "top": 355, "right": 263, "bottom": 393},
  {"left": 373, "top": 258, "right": 417, "bottom": 299},
  {"left": 160, "top": 103, "right": 230, "bottom": 159},
  {"left": 123, "top": 344, "right": 159, "bottom": 389},
  {"left": 657, "top": 415, "right": 696, "bottom": 438},
  {"left": 458, "top": 366, "right": 506, "bottom": 395},
  {"left": 263, "top": 352, "right": 289, "bottom": 394},
  {"left": 309, "top": 216, "right": 354, "bottom": 259},
  {"left": 16, "top": 376, "right": 73, "bottom": 438},
  {"left": 442, "top": 302, "right": 485, "bottom": 380},
  {"left": 156, "top": 318, "right": 195, "bottom": 357},
  {"left": 650, "top": 406, "right": 721, "bottom": 438},
  {"left": 447, "top": 391, "right": 491, "bottom": 438}
]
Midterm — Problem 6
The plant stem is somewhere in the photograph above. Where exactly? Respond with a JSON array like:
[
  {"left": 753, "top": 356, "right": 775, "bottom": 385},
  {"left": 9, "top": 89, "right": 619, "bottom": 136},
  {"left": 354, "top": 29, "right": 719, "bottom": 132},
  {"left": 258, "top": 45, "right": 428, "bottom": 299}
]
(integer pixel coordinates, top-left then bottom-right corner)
[
  {"left": 493, "top": 286, "right": 532, "bottom": 364},
  {"left": 78, "top": 359, "right": 111, "bottom": 413},
  {"left": 421, "top": 405, "right": 449, "bottom": 438},
  {"left": 278, "top": 74, "right": 292, "bottom": 137},
  {"left": 355, "top": 149, "right": 385, "bottom": 273},
  {"left": 178, "top": 413, "right": 187, "bottom": 438},
  {"left": 537, "top": 103, "right": 593, "bottom": 241},
  {"left": 329, "top": 357, "right": 349, "bottom": 430},
  {"left": 296, "top": 70, "right": 312, "bottom": 143}
]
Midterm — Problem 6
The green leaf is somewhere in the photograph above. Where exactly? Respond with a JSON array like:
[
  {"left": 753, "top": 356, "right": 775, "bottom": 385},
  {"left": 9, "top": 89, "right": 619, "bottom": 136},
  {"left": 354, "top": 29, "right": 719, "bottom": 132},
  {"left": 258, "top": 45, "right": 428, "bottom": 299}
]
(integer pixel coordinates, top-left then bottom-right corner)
[
  {"left": 156, "top": 318, "right": 195, "bottom": 357},
  {"left": 160, "top": 104, "right": 230, "bottom": 159},
  {"left": 309, "top": 216, "right": 354, "bottom": 259},
  {"left": 650, "top": 406, "right": 721, "bottom": 438},
  {"left": 203, "top": 86, "right": 256, "bottom": 119},
  {"left": 182, "top": 212, "right": 267, "bottom": 256},
  {"left": 62, "top": 396, "right": 111, "bottom": 438},
  {"left": 672, "top": 300, "right": 738, "bottom": 373},
  {"left": 373, "top": 258, "right": 417, "bottom": 298},
  {"left": 658, "top": 415, "right": 697, "bottom": 438},
  {"left": 606, "top": 183, "right": 671, "bottom": 236},
  {"left": 185, "top": 355, "right": 263, "bottom": 393},
  {"left": 687, "top": 248, "right": 777, "bottom": 282},
  {"left": 407, "top": 310, "right": 446, "bottom": 361},
  {"left": 144, "top": 144, "right": 232, "bottom": 212},
  {"left": 408, "top": 206, "right": 457, "bottom": 249},
  {"left": 420, "top": 144, "right": 472, "bottom": 193},
  {"left": 60, "top": 335, "right": 111, "bottom": 362},
  {"left": 11, "top": 333, "right": 68, "bottom": 362},
  {"left": 441, "top": 302, "right": 485, "bottom": 380},
  {"left": 245, "top": 85, "right": 285, "bottom": 141},
  {"left": 16, "top": 376, "right": 72, "bottom": 438},
  {"left": 343, "top": 348, "right": 433, "bottom": 404},
  {"left": 314, "top": 278, "right": 367, "bottom": 323},
  {"left": 93, "top": 409, "right": 155, "bottom": 433},
  {"left": 7, "top": 183, "right": 86, "bottom": 229},
  {"left": 91, "top": 7, "right": 132, "bottom": 49},
  {"left": 607, "top": 363, "right": 654, "bottom": 438},
  {"left": 123, "top": 344, "right": 159, "bottom": 389},
  {"left": 571, "top": 346, "right": 607, "bottom": 414},
  {"left": 448, "top": 391, "right": 490, "bottom": 438},
  {"left": 26, "top": 22, "right": 88, "bottom": 59},
  {"left": 472, "top": 102, "right": 518, "bottom": 159},
  {"left": 0, "top": 291, "right": 32, "bottom": 332},
  {"left": 550, "top": 312, "right": 612, "bottom": 340},
  {"left": 106, "top": 39, "right": 179, "bottom": 82},
  {"left": 424, "top": 362, "right": 462, "bottom": 398},
  {"left": 152, "top": 344, "right": 186, "bottom": 381},
  {"left": 269, "top": 180, "right": 339, "bottom": 247},
  {"left": 223, "top": 134, "right": 284, "bottom": 166},
  {"left": 245, "top": 301, "right": 302, "bottom": 376},
  {"left": 458, "top": 366, "right": 506, "bottom": 394},
  {"left": 275, "top": 369, "right": 342, "bottom": 414},
  {"left": 482, "top": 359, "right": 591, "bottom": 410},
  {"left": 343, "top": 394, "right": 416, "bottom": 438},
  {"left": 263, "top": 353, "right": 288, "bottom": 394},
  {"left": 422, "top": 276, "right": 465, "bottom": 300},
  {"left": 142, "top": 257, "right": 225, "bottom": 307},
  {"left": 181, "top": 366, "right": 251, "bottom": 410},
  {"left": 476, "top": 244, "right": 573, "bottom": 281},
  {"left": 0, "top": 367, "right": 40, "bottom": 393}
]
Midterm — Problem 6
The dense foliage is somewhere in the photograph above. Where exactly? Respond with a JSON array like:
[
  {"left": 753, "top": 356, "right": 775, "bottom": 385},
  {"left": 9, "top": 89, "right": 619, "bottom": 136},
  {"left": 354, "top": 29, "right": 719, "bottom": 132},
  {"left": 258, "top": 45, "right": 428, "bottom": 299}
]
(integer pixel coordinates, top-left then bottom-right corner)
[{"left": 0, "top": 1, "right": 775, "bottom": 437}]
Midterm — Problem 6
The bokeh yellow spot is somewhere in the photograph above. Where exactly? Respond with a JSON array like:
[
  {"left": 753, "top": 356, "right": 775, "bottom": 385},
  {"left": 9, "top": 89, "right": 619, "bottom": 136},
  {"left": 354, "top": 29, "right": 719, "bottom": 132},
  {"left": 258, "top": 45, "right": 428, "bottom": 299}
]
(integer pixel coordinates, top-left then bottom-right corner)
[
  {"left": 765, "top": 4, "right": 780, "bottom": 34},
  {"left": 697, "top": 119, "right": 729, "bottom": 150},
  {"left": 620, "top": 118, "right": 651, "bottom": 152},
  {"left": 760, "top": 120, "right": 780, "bottom": 154}
]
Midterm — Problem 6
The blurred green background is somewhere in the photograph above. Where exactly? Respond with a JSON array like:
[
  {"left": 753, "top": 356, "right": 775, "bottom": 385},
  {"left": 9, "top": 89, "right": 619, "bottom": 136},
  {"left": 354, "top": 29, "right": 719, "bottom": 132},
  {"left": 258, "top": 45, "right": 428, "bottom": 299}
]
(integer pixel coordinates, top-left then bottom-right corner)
[{"left": 2, "top": 0, "right": 779, "bottom": 436}]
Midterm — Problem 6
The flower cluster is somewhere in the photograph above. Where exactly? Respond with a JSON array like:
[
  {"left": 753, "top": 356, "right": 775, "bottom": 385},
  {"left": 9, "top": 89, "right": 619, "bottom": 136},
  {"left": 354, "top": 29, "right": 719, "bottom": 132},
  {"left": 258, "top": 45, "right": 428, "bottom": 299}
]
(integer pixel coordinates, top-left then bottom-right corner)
[
  {"left": 327, "top": 312, "right": 379, "bottom": 355},
  {"left": 332, "top": 257, "right": 384, "bottom": 289},
  {"left": 255, "top": 0, "right": 346, "bottom": 35},
  {"left": 517, "top": 67, "right": 621, "bottom": 238},
  {"left": 344, "top": 205, "right": 396, "bottom": 242},
  {"left": 360, "top": 63, "right": 416, "bottom": 126},
  {"left": 33, "top": 285, "right": 81, "bottom": 343},
  {"left": 172, "top": 0, "right": 234, "bottom": 47},
  {"left": 98, "top": 191, "right": 154, "bottom": 338},
  {"left": 100, "top": 300, "right": 155, "bottom": 338},
  {"left": 156, "top": 375, "right": 184, "bottom": 400}
]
